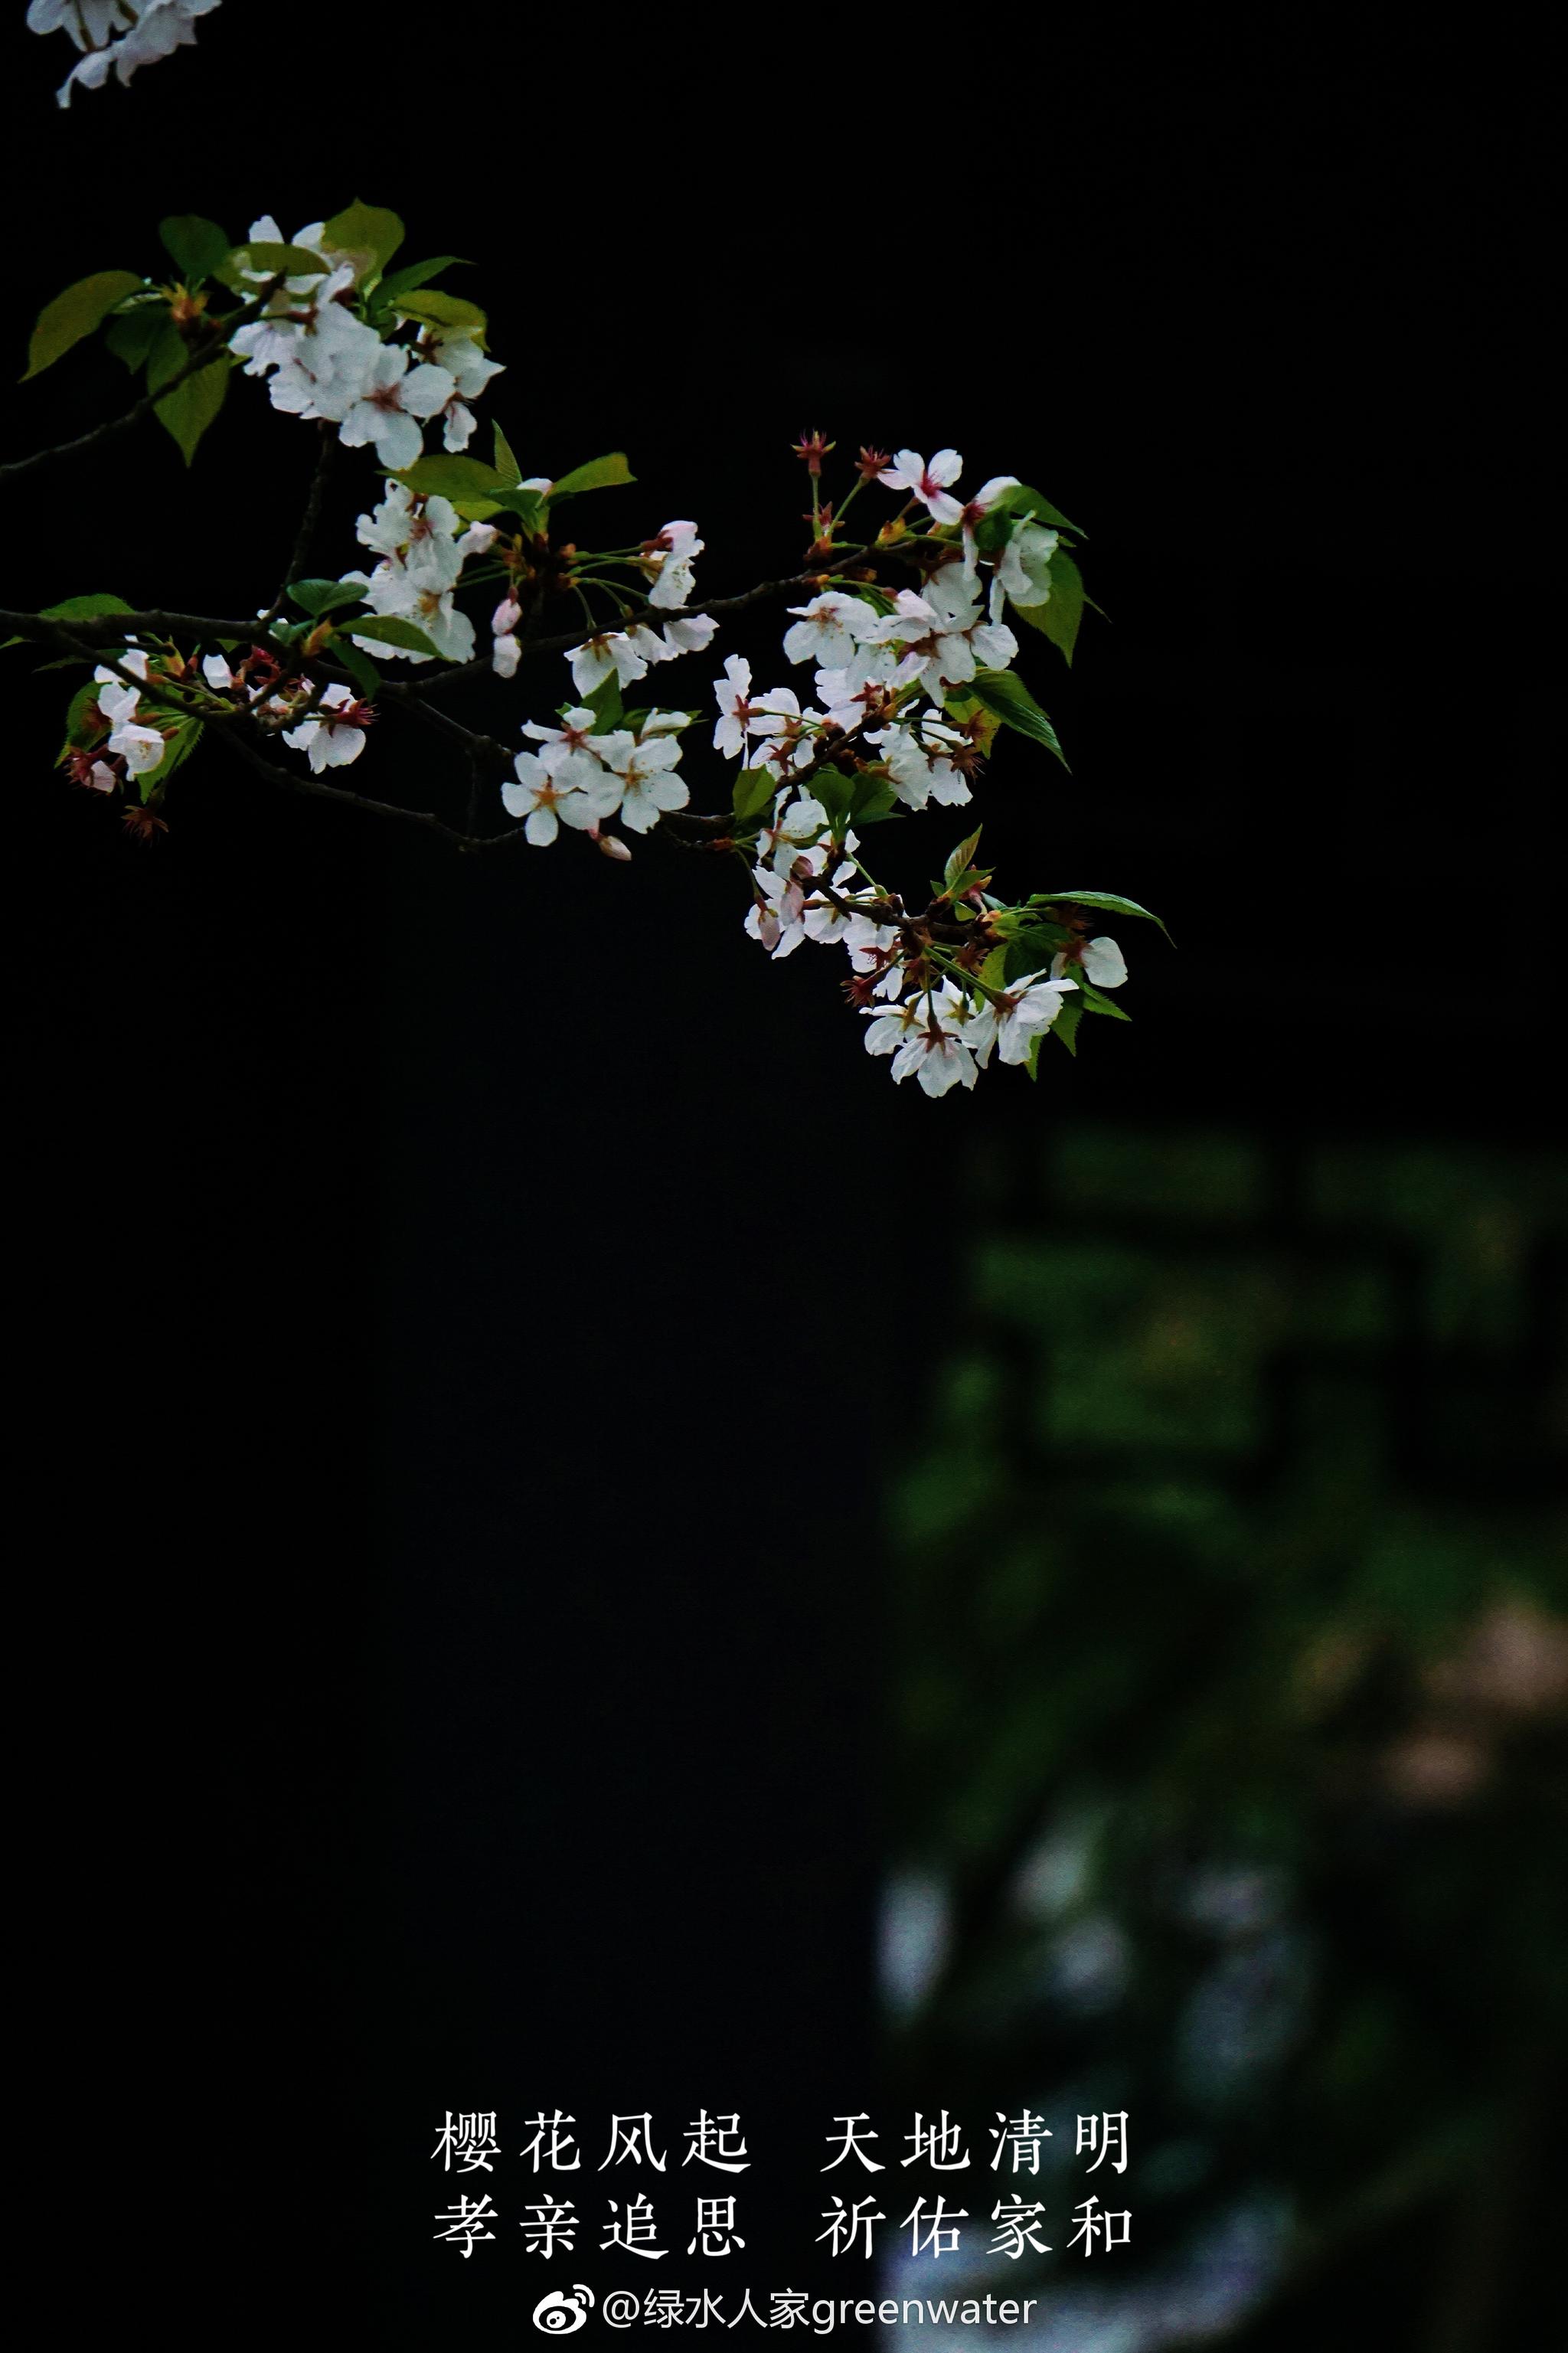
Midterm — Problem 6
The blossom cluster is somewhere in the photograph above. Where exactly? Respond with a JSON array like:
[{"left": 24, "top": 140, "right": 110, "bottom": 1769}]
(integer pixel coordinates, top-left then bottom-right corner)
[
  {"left": 20, "top": 201, "right": 1160, "bottom": 1100},
  {"left": 228, "top": 215, "right": 504, "bottom": 469},
  {"left": 26, "top": 0, "right": 220, "bottom": 103}
]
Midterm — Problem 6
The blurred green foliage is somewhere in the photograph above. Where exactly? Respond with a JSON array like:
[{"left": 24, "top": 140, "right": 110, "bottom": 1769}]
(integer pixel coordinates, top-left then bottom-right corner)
[{"left": 884, "top": 1125, "right": 1566, "bottom": 2350}]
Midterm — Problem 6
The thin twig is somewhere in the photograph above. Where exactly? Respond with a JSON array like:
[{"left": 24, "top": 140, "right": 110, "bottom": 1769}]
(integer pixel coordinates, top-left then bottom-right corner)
[
  {"left": 1, "top": 302, "right": 265, "bottom": 484},
  {"left": 259, "top": 422, "right": 338, "bottom": 630}
]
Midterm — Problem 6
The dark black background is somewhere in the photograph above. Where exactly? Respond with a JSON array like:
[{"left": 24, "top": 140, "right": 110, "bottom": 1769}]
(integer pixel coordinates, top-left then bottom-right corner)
[{"left": 9, "top": 12, "right": 1557, "bottom": 2343}]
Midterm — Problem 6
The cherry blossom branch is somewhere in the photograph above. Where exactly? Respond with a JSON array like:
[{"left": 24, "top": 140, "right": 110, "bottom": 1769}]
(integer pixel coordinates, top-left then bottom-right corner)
[
  {"left": 258, "top": 421, "right": 338, "bottom": 632},
  {"left": 0, "top": 299, "right": 270, "bottom": 484},
  {"left": 397, "top": 552, "right": 890, "bottom": 698}
]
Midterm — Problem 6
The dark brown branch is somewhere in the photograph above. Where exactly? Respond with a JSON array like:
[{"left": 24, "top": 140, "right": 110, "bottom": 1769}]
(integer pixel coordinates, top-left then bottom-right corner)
[
  {"left": 1, "top": 304, "right": 264, "bottom": 484},
  {"left": 2, "top": 605, "right": 277, "bottom": 647},
  {"left": 260, "top": 421, "right": 338, "bottom": 629},
  {"left": 395, "top": 547, "right": 889, "bottom": 696}
]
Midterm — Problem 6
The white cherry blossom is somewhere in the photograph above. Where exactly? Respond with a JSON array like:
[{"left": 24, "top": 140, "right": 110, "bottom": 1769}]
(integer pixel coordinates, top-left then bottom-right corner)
[
  {"left": 756, "top": 787, "right": 827, "bottom": 876},
  {"left": 990, "top": 518, "right": 1060, "bottom": 616},
  {"left": 1054, "top": 936, "right": 1128, "bottom": 989},
  {"left": 878, "top": 979, "right": 980, "bottom": 1096},
  {"left": 660, "top": 611, "right": 719, "bottom": 658},
  {"left": 569, "top": 631, "right": 651, "bottom": 696},
  {"left": 782, "top": 592, "right": 872, "bottom": 668},
  {"left": 813, "top": 642, "right": 901, "bottom": 729},
  {"left": 335, "top": 345, "right": 456, "bottom": 470},
  {"left": 108, "top": 717, "right": 167, "bottom": 773},
  {"left": 962, "top": 973, "right": 1077, "bottom": 1067},
  {"left": 592, "top": 731, "right": 689, "bottom": 833},
  {"left": 283, "top": 683, "right": 371, "bottom": 773},
  {"left": 428, "top": 338, "right": 505, "bottom": 451},
  {"left": 956, "top": 476, "right": 1021, "bottom": 578},
  {"left": 34, "top": 0, "right": 223, "bottom": 105},
  {"left": 866, "top": 718, "right": 972, "bottom": 811},
  {"left": 501, "top": 749, "right": 619, "bottom": 845},
  {"left": 711, "top": 654, "right": 795, "bottom": 760},
  {"left": 645, "top": 521, "right": 704, "bottom": 610},
  {"left": 877, "top": 448, "right": 964, "bottom": 525},
  {"left": 744, "top": 867, "right": 809, "bottom": 959}
]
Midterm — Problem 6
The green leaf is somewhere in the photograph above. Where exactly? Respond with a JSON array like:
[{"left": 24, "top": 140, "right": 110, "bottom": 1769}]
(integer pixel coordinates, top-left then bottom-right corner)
[
  {"left": 732, "top": 767, "right": 776, "bottom": 826},
  {"left": 967, "top": 668, "right": 1070, "bottom": 767},
  {"left": 847, "top": 771, "right": 898, "bottom": 822},
  {"left": 341, "top": 616, "right": 441, "bottom": 656},
  {"left": 995, "top": 482, "right": 1086, "bottom": 538},
  {"left": 41, "top": 592, "right": 136, "bottom": 623},
  {"left": 288, "top": 578, "right": 365, "bottom": 617},
  {"left": 942, "top": 690, "right": 1001, "bottom": 756},
  {"left": 548, "top": 452, "right": 635, "bottom": 500},
  {"left": 5, "top": 592, "right": 135, "bottom": 656},
  {"left": 374, "top": 255, "right": 470, "bottom": 305},
  {"left": 815, "top": 771, "right": 854, "bottom": 825},
  {"left": 492, "top": 420, "right": 523, "bottom": 485},
  {"left": 219, "top": 241, "right": 330, "bottom": 286},
  {"left": 23, "top": 270, "right": 145, "bottom": 380},
  {"left": 103, "top": 302, "right": 166, "bottom": 371},
  {"left": 1076, "top": 976, "right": 1132, "bottom": 1020},
  {"left": 1014, "top": 547, "right": 1086, "bottom": 666},
  {"left": 389, "top": 288, "right": 486, "bottom": 343},
  {"left": 1003, "top": 923, "right": 1072, "bottom": 982},
  {"left": 392, "top": 452, "right": 510, "bottom": 501},
  {"left": 943, "top": 827, "right": 985, "bottom": 889},
  {"left": 1049, "top": 995, "right": 1085, "bottom": 1058},
  {"left": 60, "top": 677, "right": 108, "bottom": 750},
  {"left": 334, "top": 640, "right": 381, "bottom": 698},
  {"left": 139, "top": 716, "right": 204, "bottom": 792},
  {"left": 1031, "top": 890, "right": 1172, "bottom": 942},
  {"left": 158, "top": 215, "right": 230, "bottom": 283},
  {"left": 147, "top": 321, "right": 228, "bottom": 465},
  {"left": 583, "top": 672, "right": 623, "bottom": 732},
  {"left": 319, "top": 199, "right": 406, "bottom": 277}
]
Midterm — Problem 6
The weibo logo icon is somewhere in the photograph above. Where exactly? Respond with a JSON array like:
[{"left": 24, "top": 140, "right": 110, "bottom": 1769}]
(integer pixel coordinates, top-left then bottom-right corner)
[{"left": 532, "top": 2284, "right": 595, "bottom": 2334}]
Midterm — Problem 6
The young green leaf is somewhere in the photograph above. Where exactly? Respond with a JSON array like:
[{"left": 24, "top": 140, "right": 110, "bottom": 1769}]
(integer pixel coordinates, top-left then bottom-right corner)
[
  {"left": 1014, "top": 546, "right": 1086, "bottom": 665},
  {"left": 139, "top": 716, "right": 205, "bottom": 790},
  {"left": 288, "top": 579, "right": 366, "bottom": 618},
  {"left": 548, "top": 453, "right": 635, "bottom": 500},
  {"left": 995, "top": 482, "right": 1086, "bottom": 538},
  {"left": 943, "top": 827, "right": 985, "bottom": 889},
  {"left": 60, "top": 676, "right": 107, "bottom": 750},
  {"left": 1002, "top": 923, "right": 1072, "bottom": 981},
  {"left": 41, "top": 592, "right": 136, "bottom": 623},
  {"left": 158, "top": 215, "right": 230, "bottom": 283},
  {"left": 968, "top": 668, "right": 1069, "bottom": 766},
  {"left": 342, "top": 616, "right": 441, "bottom": 657},
  {"left": 103, "top": 303, "right": 166, "bottom": 371},
  {"left": 319, "top": 200, "right": 405, "bottom": 276},
  {"left": 334, "top": 640, "right": 382, "bottom": 699},
  {"left": 583, "top": 672, "right": 623, "bottom": 730},
  {"left": 1050, "top": 994, "right": 1085, "bottom": 1057},
  {"left": 217, "top": 242, "right": 330, "bottom": 286},
  {"left": 390, "top": 289, "right": 487, "bottom": 344},
  {"left": 374, "top": 255, "right": 471, "bottom": 305},
  {"left": 1031, "top": 890, "right": 1172, "bottom": 942},
  {"left": 24, "top": 270, "right": 145, "bottom": 381},
  {"left": 1076, "top": 977, "right": 1132, "bottom": 1020},
  {"left": 732, "top": 768, "right": 776, "bottom": 827},
  {"left": 942, "top": 689, "right": 1001, "bottom": 754},
  {"left": 392, "top": 452, "right": 509, "bottom": 501},
  {"left": 492, "top": 420, "right": 523, "bottom": 485},
  {"left": 147, "top": 320, "right": 228, "bottom": 464}
]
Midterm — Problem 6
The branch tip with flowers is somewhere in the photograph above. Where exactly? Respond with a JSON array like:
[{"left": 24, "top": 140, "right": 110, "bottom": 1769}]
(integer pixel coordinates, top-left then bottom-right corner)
[{"left": 8, "top": 198, "right": 1168, "bottom": 1097}]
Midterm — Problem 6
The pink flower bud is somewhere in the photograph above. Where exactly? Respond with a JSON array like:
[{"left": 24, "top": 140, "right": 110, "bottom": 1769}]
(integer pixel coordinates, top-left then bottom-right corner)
[
  {"left": 593, "top": 828, "right": 632, "bottom": 862},
  {"left": 492, "top": 596, "right": 521, "bottom": 635}
]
